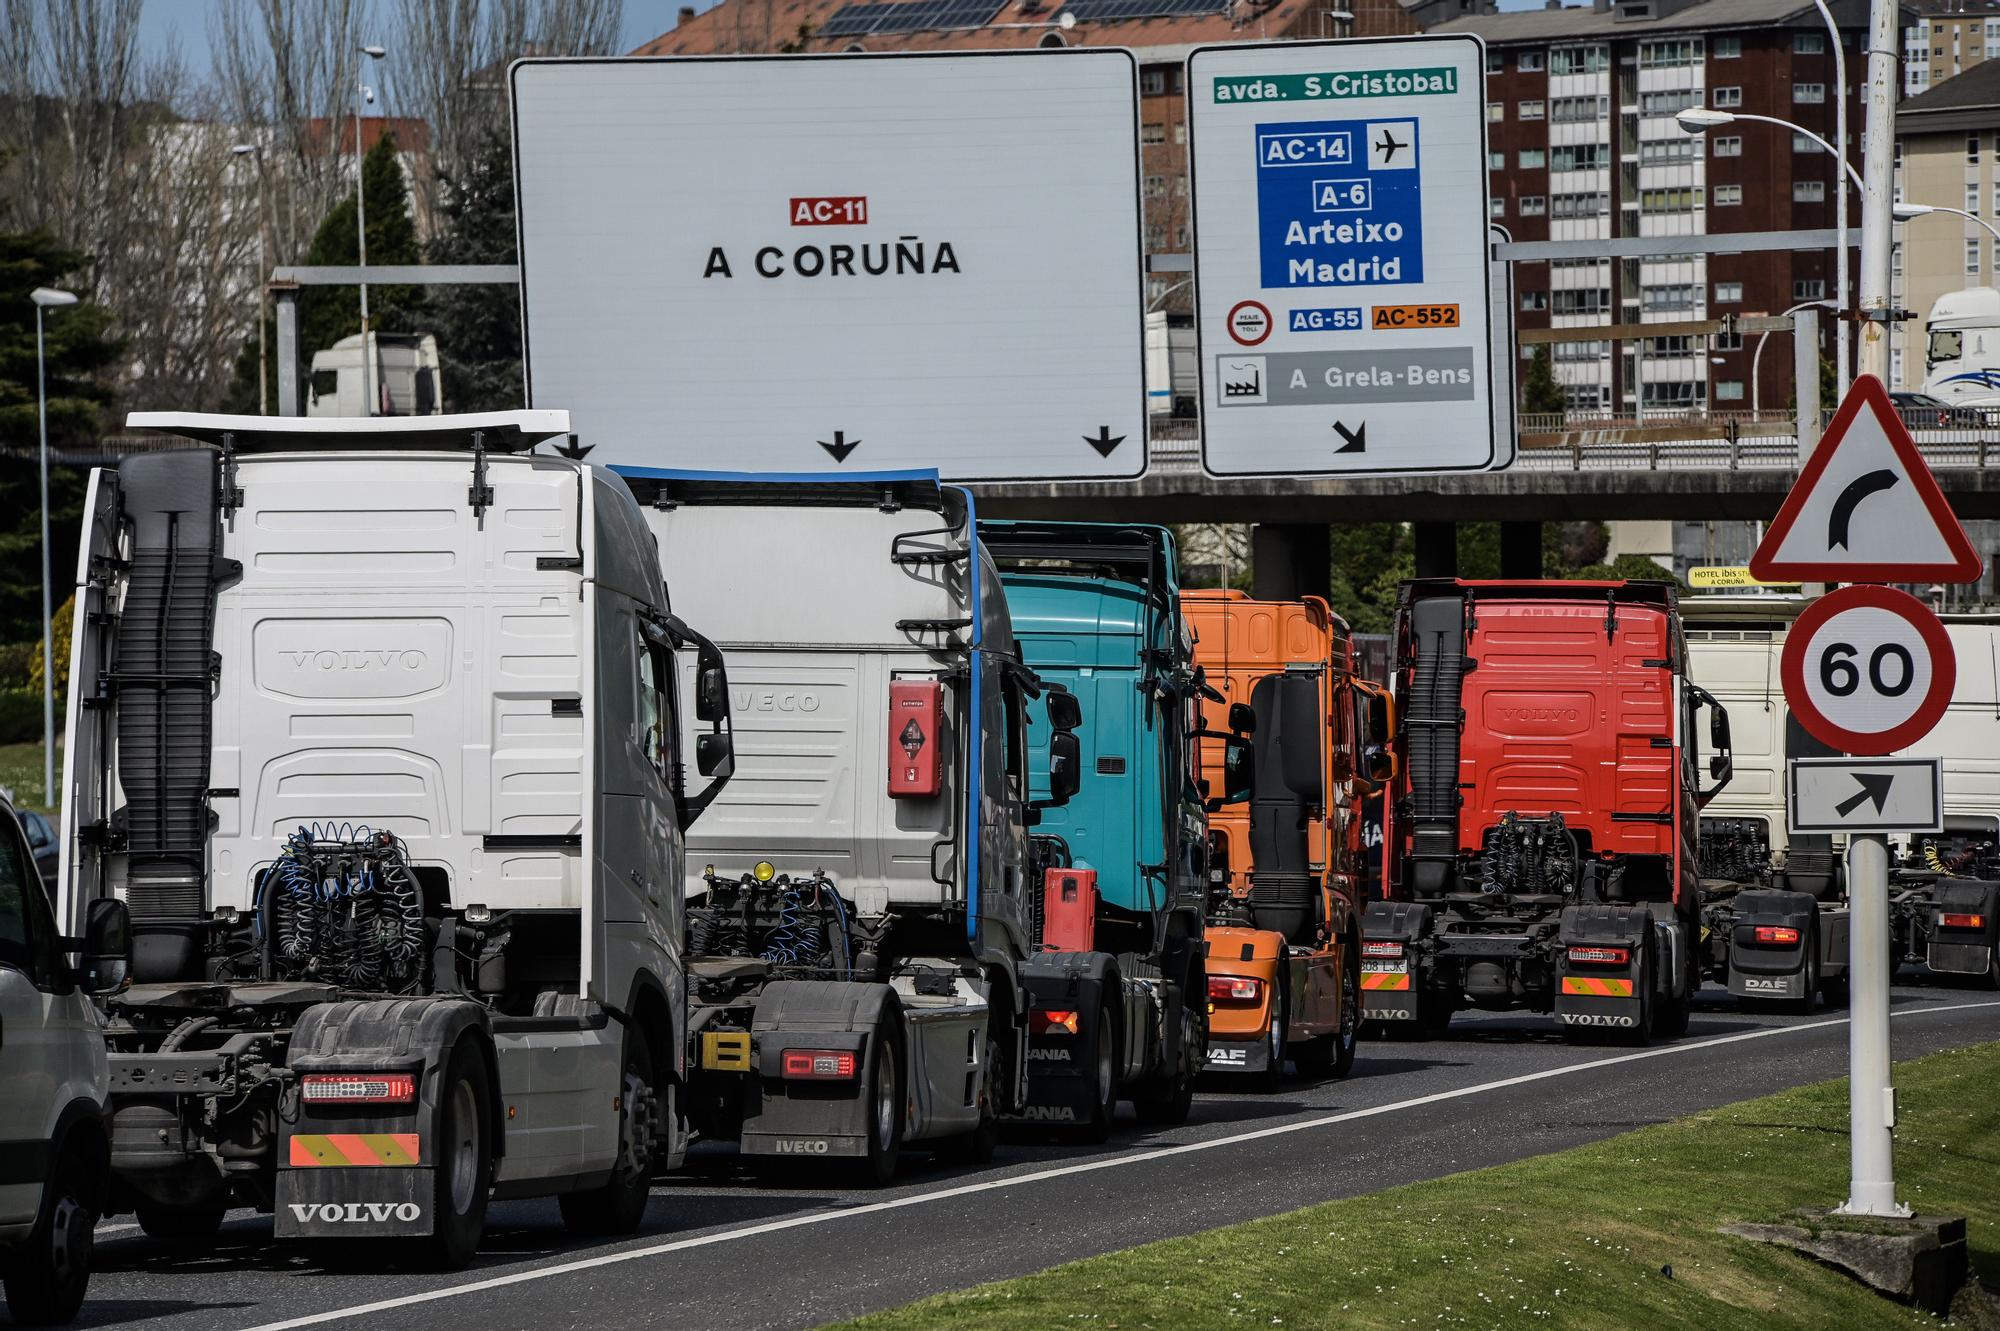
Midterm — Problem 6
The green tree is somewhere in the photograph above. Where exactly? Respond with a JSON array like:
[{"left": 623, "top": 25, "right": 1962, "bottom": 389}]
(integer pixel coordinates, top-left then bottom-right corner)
[
  {"left": 425, "top": 132, "right": 523, "bottom": 413},
  {"left": 1569, "top": 553, "right": 1685, "bottom": 587},
  {"left": 1521, "top": 344, "right": 1565, "bottom": 414},
  {"left": 297, "top": 134, "right": 425, "bottom": 383},
  {"left": 0, "top": 226, "right": 118, "bottom": 644},
  {"left": 1329, "top": 523, "right": 1413, "bottom": 635}
]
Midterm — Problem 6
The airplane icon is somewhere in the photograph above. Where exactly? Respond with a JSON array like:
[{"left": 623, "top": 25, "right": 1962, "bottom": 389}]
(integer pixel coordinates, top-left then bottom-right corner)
[{"left": 1374, "top": 128, "right": 1405, "bottom": 165}]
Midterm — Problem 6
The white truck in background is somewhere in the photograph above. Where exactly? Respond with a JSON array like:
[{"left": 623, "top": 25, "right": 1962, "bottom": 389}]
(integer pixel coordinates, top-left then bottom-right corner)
[
  {"left": 1919, "top": 287, "right": 2000, "bottom": 409},
  {"left": 57, "top": 412, "right": 734, "bottom": 1267},
  {"left": 307, "top": 332, "right": 443, "bottom": 418},
  {"left": 618, "top": 471, "right": 1082, "bottom": 1181}
]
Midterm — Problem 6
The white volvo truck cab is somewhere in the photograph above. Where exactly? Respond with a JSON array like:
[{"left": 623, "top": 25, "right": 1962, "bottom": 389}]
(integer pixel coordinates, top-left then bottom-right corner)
[{"left": 57, "top": 412, "right": 733, "bottom": 1267}]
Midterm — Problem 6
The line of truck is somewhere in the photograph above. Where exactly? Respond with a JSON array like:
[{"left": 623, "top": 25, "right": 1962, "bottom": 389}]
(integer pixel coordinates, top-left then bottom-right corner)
[{"left": 12, "top": 412, "right": 1998, "bottom": 1322}]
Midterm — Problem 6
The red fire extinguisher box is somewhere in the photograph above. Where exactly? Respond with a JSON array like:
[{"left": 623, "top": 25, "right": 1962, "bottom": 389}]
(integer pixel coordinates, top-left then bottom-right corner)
[{"left": 888, "top": 679, "right": 944, "bottom": 798}]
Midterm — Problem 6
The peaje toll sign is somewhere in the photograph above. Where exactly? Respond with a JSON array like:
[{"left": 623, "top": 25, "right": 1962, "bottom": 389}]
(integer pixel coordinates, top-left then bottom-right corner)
[{"left": 1229, "top": 301, "right": 1273, "bottom": 345}]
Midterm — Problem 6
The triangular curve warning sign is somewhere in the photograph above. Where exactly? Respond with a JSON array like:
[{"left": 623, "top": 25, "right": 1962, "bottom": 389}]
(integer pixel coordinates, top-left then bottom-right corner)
[{"left": 1749, "top": 374, "right": 1983, "bottom": 584}]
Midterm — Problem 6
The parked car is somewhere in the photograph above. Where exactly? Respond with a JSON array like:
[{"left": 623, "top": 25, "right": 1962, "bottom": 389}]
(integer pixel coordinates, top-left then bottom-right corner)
[
  {"left": 17, "top": 809, "right": 56, "bottom": 890},
  {"left": 1890, "top": 391, "right": 1977, "bottom": 429},
  {"left": 0, "top": 793, "right": 122, "bottom": 1324}
]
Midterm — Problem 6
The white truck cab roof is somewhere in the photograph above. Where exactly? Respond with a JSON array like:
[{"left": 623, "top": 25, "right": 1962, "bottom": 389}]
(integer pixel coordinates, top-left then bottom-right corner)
[{"left": 126, "top": 410, "right": 572, "bottom": 451}]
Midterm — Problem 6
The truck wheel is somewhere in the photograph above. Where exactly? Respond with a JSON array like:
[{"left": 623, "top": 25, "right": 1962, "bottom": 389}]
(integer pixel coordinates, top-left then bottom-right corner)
[
  {"left": 1787, "top": 931, "right": 1822, "bottom": 1015},
  {"left": 1819, "top": 972, "right": 1852, "bottom": 1006},
  {"left": 1075, "top": 998, "right": 1119, "bottom": 1145},
  {"left": 560, "top": 1033, "right": 660, "bottom": 1235},
  {"left": 851, "top": 1019, "right": 905, "bottom": 1187},
  {"left": 136, "top": 1201, "right": 227, "bottom": 1243},
  {"left": 1329, "top": 936, "right": 1362, "bottom": 1078},
  {"left": 1252, "top": 983, "right": 1287, "bottom": 1094},
  {"left": 1133, "top": 974, "right": 1200, "bottom": 1126},
  {"left": 935, "top": 1030, "right": 1000, "bottom": 1166},
  {"left": 419, "top": 1041, "right": 493, "bottom": 1270},
  {"left": 2, "top": 1146, "right": 97, "bottom": 1326}
]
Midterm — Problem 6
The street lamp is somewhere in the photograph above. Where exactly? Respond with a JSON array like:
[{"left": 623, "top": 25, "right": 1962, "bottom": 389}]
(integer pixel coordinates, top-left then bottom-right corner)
[
  {"left": 30, "top": 286, "right": 76, "bottom": 808},
  {"left": 1893, "top": 200, "right": 2000, "bottom": 247},
  {"left": 1750, "top": 299, "right": 1834, "bottom": 414},
  {"left": 1678, "top": 105, "right": 1856, "bottom": 398},
  {"left": 355, "top": 43, "right": 387, "bottom": 417},
  {"left": 231, "top": 143, "right": 270, "bottom": 415}
]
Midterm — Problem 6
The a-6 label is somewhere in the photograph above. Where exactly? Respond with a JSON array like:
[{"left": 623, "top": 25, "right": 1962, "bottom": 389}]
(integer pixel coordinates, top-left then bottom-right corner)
[{"left": 1290, "top": 306, "right": 1362, "bottom": 332}]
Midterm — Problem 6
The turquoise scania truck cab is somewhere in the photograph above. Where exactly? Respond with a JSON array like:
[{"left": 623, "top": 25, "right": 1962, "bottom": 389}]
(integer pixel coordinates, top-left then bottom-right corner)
[{"left": 982, "top": 521, "right": 1236, "bottom": 1138}]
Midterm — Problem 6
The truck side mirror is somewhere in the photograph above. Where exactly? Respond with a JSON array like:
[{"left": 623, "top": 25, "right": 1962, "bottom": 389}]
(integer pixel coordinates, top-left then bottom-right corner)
[
  {"left": 1365, "top": 745, "right": 1397, "bottom": 785},
  {"left": 665, "top": 621, "right": 738, "bottom": 830},
  {"left": 1709, "top": 705, "right": 1731, "bottom": 751},
  {"left": 1366, "top": 690, "right": 1392, "bottom": 746},
  {"left": 79, "top": 897, "right": 130, "bottom": 995},
  {"left": 1219, "top": 736, "right": 1255, "bottom": 806},
  {"left": 1227, "top": 702, "right": 1255, "bottom": 735},
  {"left": 697, "top": 665, "right": 728, "bottom": 724},
  {"left": 696, "top": 732, "right": 735, "bottom": 780},
  {"left": 1048, "top": 730, "right": 1082, "bottom": 805},
  {"left": 1046, "top": 687, "right": 1082, "bottom": 734}
]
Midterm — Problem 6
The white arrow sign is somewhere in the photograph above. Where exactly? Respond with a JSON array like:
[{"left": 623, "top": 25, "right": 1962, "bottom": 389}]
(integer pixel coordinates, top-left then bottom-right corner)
[{"left": 1787, "top": 757, "right": 1943, "bottom": 835}]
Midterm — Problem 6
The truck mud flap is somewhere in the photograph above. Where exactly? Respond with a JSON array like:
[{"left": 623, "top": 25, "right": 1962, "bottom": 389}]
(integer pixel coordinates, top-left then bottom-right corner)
[
  {"left": 1726, "top": 890, "right": 1817, "bottom": 1001},
  {"left": 1202, "top": 1038, "right": 1270, "bottom": 1075},
  {"left": 1360, "top": 900, "right": 1428, "bottom": 1025},
  {"left": 1555, "top": 905, "right": 1647, "bottom": 1032},
  {"left": 1008, "top": 951, "right": 1115, "bottom": 1128},
  {"left": 739, "top": 980, "right": 892, "bottom": 1159},
  {"left": 276, "top": 1168, "right": 434, "bottom": 1238},
  {"left": 1926, "top": 880, "right": 2000, "bottom": 977}
]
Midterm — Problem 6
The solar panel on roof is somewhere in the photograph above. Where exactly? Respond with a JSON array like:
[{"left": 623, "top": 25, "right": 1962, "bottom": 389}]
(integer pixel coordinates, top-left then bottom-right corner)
[
  {"left": 820, "top": 0, "right": 1006, "bottom": 35},
  {"left": 1058, "top": 0, "right": 1228, "bottom": 19}
]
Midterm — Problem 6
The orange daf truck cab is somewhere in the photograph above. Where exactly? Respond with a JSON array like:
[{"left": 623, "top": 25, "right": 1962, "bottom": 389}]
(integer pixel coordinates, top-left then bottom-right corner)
[{"left": 1183, "top": 590, "right": 1393, "bottom": 1091}]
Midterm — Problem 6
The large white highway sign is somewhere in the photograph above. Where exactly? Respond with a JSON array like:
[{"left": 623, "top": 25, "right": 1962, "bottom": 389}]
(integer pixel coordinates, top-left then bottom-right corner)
[
  {"left": 512, "top": 52, "right": 1146, "bottom": 480},
  {"left": 1188, "top": 36, "right": 1495, "bottom": 478}
]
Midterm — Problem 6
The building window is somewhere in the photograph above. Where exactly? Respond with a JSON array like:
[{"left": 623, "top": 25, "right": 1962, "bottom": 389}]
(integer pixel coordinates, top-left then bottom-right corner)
[
  {"left": 1552, "top": 192, "right": 1610, "bottom": 218},
  {"left": 1173, "top": 224, "right": 1188, "bottom": 247},
  {"left": 1640, "top": 89, "right": 1698, "bottom": 115},
  {"left": 1716, "top": 380, "right": 1746, "bottom": 401},
  {"left": 1644, "top": 335, "right": 1696, "bottom": 354},
  {"left": 1520, "top": 51, "right": 1545, "bottom": 72},
  {"left": 1714, "top": 34, "right": 1741, "bottom": 58},
  {"left": 1713, "top": 136, "right": 1742, "bottom": 157},
  {"left": 1971, "top": 134, "right": 1984, "bottom": 164},
  {"left": 1551, "top": 143, "right": 1607, "bottom": 171},
  {"left": 1144, "top": 175, "right": 1165, "bottom": 197},
  {"left": 1793, "top": 133, "right": 1817, "bottom": 152},
  {"left": 1563, "top": 384, "right": 1609, "bottom": 412},
  {"left": 1141, "top": 122, "right": 1165, "bottom": 144},
  {"left": 1642, "top": 284, "right": 1698, "bottom": 311},
  {"left": 1794, "top": 180, "right": 1826, "bottom": 202},
  {"left": 1520, "top": 148, "right": 1547, "bottom": 168},
  {"left": 1643, "top": 139, "right": 1695, "bottom": 163},
  {"left": 1549, "top": 45, "right": 1610, "bottom": 75},
  {"left": 1490, "top": 151, "right": 1507, "bottom": 169},
  {"left": 1714, "top": 281, "right": 1743, "bottom": 302},
  {"left": 1640, "top": 38, "right": 1702, "bottom": 68},
  {"left": 1969, "top": 237, "right": 1983, "bottom": 275},
  {"left": 1640, "top": 186, "right": 1704, "bottom": 212},
  {"left": 1714, "top": 184, "right": 1744, "bottom": 205},
  {"left": 1173, "top": 176, "right": 1187, "bottom": 195},
  {"left": 1553, "top": 288, "right": 1611, "bottom": 314},
  {"left": 1140, "top": 69, "right": 1167, "bottom": 95},
  {"left": 1555, "top": 340, "right": 1606, "bottom": 362},
  {"left": 1794, "top": 279, "right": 1826, "bottom": 299},
  {"left": 1521, "top": 290, "right": 1549, "bottom": 310},
  {"left": 1490, "top": 196, "right": 1506, "bottom": 217},
  {"left": 1794, "top": 83, "right": 1826, "bottom": 102},
  {"left": 1642, "top": 381, "right": 1699, "bottom": 408},
  {"left": 1794, "top": 31, "right": 1825, "bottom": 53},
  {"left": 1520, "top": 99, "right": 1546, "bottom": 119},
  {"left": 1713, "top": 86, "right": 1743, "bottom": 107},
  {"left": 1551, "top": 94, "right": 1610, "bottom": 123},
  {"left": 1487, "top": 49, "right": 1504, "bottom": 73},
  {"left": 1713, "top": 330, "right": 1745, "bottom": 351},
  {"left": 1520, "top": 194, "right": 1547, "bottom": 215},
  {"left": 1174, "top": 124, "right": 1187, "bottom": 145},
  {"left": 1970, "top": 183, "right": 1983, "bottom": 214}
]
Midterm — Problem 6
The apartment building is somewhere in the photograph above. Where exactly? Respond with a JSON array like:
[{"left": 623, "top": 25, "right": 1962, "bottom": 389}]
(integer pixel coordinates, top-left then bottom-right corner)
[
  {"left": 1894, "top": 59, "right": 2000, "bottom": 391},
  {"left": 1904, "top": 0, "right": 2000, "bottom": 94},
  {"left": 1434, "top": 0, "right": 1867, "bottom": 415}
]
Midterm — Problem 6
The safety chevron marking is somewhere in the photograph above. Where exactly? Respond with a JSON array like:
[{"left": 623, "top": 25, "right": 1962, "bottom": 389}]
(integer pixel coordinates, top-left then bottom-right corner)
[
  {"left": 1362, "top": 972, "right": 1411, "bottom": 991},
  {"left": 1560, "top": 976, "right": 1634, "bottom": 998},
  {"left": 288, "top": 1133, "right": 422, "bottom": 1167}
]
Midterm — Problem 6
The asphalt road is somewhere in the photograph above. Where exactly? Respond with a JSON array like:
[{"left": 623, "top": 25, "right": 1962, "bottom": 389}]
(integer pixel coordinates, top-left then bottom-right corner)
[{"left": 71, "top": 980, "right": 2000, "bottom": 1331}]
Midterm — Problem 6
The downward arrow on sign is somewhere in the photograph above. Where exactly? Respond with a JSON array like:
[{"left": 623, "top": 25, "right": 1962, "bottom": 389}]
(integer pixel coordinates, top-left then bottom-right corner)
[{"left": 1834, "top": 773, "right": 1895, "bottom": 817}]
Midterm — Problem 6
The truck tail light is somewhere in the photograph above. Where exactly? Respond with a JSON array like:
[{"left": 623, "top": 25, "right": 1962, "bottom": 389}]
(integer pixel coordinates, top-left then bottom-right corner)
[
  {"left": 1939, "top": 912, "right": 1987, "bottom": 930},
  {"left": 1030, "top": 1009, "right": 1079, "bottom": 1036},
  {"left": 1207, "top": 975, "right": 1262, "bottom": 1004},
  {"left": 300, "top": 1073, "right": 416, "bottom": 1105},
  {"left": 1753, "top": 926, "right": 1802, "bottom": 945},
  {"left": 1566, "top": 945, "right": 1629, "bottom": 966},
  {"left": 888, "top": 679, "right": 944, "bottom": 799},
  {"left": 1041, "top": 868, "right": 1098, "bottom": 953},
  {"left": 780, "top": 1049, "right": 857, "bottom": 1080},
  {"left": 1362, "top": 940, "right": 1405, "bottom": 959}
]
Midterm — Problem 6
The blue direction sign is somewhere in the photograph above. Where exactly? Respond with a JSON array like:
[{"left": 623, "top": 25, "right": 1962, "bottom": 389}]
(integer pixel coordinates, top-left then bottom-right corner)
[{"left": 1255, "top": 118, "right": 1423, "bottom": 289}]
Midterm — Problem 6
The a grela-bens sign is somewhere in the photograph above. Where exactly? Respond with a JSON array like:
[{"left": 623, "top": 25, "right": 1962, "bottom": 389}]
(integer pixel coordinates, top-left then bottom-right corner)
[
  {"left": 510, "top": 51, "right": 1147, "bottom": 481},
  {"left": 1188, "top": 36, "right": 1500, "bottom": 480}
]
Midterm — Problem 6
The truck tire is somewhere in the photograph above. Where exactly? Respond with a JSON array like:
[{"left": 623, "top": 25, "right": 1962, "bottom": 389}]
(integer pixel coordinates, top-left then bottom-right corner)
[
  {"left": 136, "top": 1201, "right": 227, "bottom": 1244},
  {"left": 560, "top": 1033, "right": 660, "bottom": 1235},
  {"left": 1293, "top": 938, "right": 1361, "bottom": 1080},
  {"left": 1251, "top": 982, "right": 1287, "bottom": 1094},
  {"left": 1075, "top": 997, "right": 1119, "bottom": 1145},
  {"left": 1133, "top": 968, "right": 1202, "bottom": 1126},
  {"left": 1650, "top": 928, "right": 1694, "bottom": 1041},
  {"left": 850, "top": 1017, "right": 905, "bottom": 1188},
  {"left": 419, "top": 1041, "right": 493, "bottom": 1270},
  {"left": 1820, "top": 972, "right": 1852, "bottom": 1006},
  {"left": 1787, "top": 927, "right": 1822, "bottom": 1015},
  {"left": 2, "top": 1146, "right": 97, "bottom": 1325},
  {"left": 935, "top": 1030, "right": 1001, "bottom": 1165}
]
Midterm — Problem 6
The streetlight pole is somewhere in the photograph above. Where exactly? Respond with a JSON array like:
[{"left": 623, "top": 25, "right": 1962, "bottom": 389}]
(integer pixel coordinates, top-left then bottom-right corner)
[
  {"left": 355, "top": 43, "right": 386, "bottom": 417},
  {"left": 232, "top": 143, "right": 269, "bottom": 414},
  {"left": 30, "top": 286, "right": 77, "bottom": 809},
  {"left": 1750, "top": 299, "right": 1834, "bottom": 414},
  {"left": 1810, "top": 0, "right": 1850, "bottom": 397}
]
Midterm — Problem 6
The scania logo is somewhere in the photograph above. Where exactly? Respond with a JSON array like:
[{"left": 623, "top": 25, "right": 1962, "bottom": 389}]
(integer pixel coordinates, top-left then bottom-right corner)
[
  {"left": 279, "top": 649, "right": 428, "bottom": 671},
  {"left": 288, "top": 1202, "right": 421, "bottom": 1223},
  {"left": 1020, "top": 1105, "right": 1077, "bottom": 1121},
  {"left": 732, "top": 689, "right": 822, "bottom": 714},
  {"left": 1499, "top": 706, "right": 1579, "bottom": 723},
  {"left": 1026, "top": 1047, "right": 1071, "bottom": 1062}
]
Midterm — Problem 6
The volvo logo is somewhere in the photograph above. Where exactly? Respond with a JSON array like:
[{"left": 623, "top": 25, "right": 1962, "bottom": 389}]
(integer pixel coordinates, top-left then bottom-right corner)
[
  {"left": 279, "top": 649, "right": 429, "bottom": 671},
  {"left": 1498, "top": 706, "right": 1579, "bottom": 723},
  {"left": 287, "top": 1202, "right": 422, "bottom": 1224}
]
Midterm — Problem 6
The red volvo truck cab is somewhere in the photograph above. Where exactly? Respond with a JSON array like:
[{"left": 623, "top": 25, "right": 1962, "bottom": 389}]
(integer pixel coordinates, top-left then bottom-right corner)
[{"left": 1367, "top": 580, "right": 1732, "bottom": 1042}]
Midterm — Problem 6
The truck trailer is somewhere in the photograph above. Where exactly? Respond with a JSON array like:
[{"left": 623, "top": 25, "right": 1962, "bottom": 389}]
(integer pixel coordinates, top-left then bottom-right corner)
[
  {"left": 621, "top": 472, "right": 1081, "bottom": 1180},
  {"left": 983, "top": 522, "right": 1220, "bottom": 1136},
  {"left": 1366, "top": 579, "right": 1732, "bottom": 1042},
  {"left": 1182, "top": 590, "right": 1388, "bottom": 1090},
  {"left": 57, "top": 413, "right": 735, "bottom": 1266}
]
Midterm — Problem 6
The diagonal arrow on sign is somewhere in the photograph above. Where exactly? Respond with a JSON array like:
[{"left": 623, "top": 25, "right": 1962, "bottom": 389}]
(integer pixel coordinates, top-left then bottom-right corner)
[
  {"left": 1834, "top": 772, "right": 1894, "bottom": 818},
  {"left": 1332, "top": 421, "right": 1366, "bottom": 454}
]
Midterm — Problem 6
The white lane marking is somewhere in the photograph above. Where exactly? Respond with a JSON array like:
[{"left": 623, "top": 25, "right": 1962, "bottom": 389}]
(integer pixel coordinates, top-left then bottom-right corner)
[{"left": 236, "top": 999, "right": 2000, "bottom": 1331}]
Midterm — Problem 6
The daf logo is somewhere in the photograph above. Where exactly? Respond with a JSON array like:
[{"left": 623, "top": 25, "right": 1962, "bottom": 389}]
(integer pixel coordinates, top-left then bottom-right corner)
[
  {"left": 773, "top": 1138, "right": 830, "bottom": 1154},
  {"left": 279, "top": 649, "right": 428, "bottom": 671},
  {"left": 1558, "top": 1012, "right": 1637, "bottom": 1028},
  {"left": 288, "top": 1202, "right": 421, "bottom": 1223},
  {"left": 1743, "top": 976, "right": 1792, "bottom": 992},
  {"left": 732, "top": 689, "right": 822, "bottom": 714},
  {"left": 1206, "top": 1047, "right": 1247, "bottom": 1065},
  {"left": 1020, "top": 1105, "right": 1077, "bottom": 1122}
]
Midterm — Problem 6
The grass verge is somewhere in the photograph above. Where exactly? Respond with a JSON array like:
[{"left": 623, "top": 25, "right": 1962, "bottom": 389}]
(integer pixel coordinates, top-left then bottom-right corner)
[
  {"left": 0, "top": 740, "right": 55, "bottom": 813},
  {"left": 841, "top": 1041, "right": 2000, "bottom": 1331}
]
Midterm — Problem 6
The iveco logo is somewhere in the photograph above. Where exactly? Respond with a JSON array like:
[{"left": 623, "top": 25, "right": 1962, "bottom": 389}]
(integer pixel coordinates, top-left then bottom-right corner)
[
  {"left": 279, "top": 649, "right": 429, "bottom": 671},
  {"left": 773, "top": 1138, "right": 830, "bottom": 1154},
  {"left": 1499, "top": 706, "right": 1579, "bottom": 723},
  {"left": 732, "top": 689, "right": 822, "bottom": 714},
  {"left": 287, "top": 1202, "right": 421, "bottom": 1223}
]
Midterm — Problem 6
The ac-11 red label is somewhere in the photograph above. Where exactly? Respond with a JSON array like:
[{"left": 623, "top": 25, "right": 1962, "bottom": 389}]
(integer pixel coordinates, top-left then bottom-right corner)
[{"left": 791, "top": 196, "right": 868, "bottom": 226}]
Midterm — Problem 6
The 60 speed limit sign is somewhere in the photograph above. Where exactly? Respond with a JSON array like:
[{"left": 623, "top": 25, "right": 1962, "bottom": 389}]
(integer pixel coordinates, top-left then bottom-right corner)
[{"left": 1780, "top": 585, "right": 1956, "bottom": 754}]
